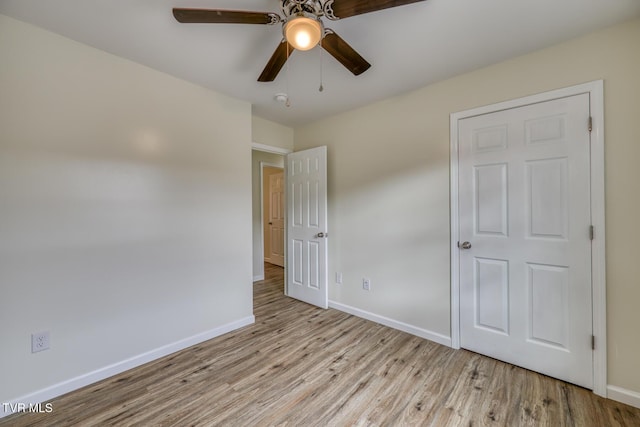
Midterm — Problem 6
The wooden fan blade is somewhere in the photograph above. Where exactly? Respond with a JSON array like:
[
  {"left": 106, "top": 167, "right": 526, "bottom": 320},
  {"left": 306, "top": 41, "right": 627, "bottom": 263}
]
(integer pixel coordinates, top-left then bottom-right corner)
[
  {"left": 321, "top": 31, "right": 371, "bottom": 76},
  {"left": 173, "top": 8, "right": 279, "bottom": 24},
  {"left": 328, "top": 0, "right": 426, "bottom": 19},
  {"left": 258, "top": 40, "right": 293, "bottom": 82}
]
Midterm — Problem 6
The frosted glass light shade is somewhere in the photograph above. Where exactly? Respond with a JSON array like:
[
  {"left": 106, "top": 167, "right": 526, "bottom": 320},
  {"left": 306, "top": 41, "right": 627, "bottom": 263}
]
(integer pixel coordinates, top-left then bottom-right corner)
[{"left": 284, "top": 16, "right": 322, "bottom": 51}]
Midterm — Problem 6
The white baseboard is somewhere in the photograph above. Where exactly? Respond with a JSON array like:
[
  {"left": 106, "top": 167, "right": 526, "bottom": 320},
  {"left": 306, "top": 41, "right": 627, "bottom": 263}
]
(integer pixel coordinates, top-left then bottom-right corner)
[
  {"left": 0, "top": 315, "right": 255, "bottom": 419},
  {"left": 328, "top": 300, "right": 452, "bottom": 347},
  {"left": 607, "top": 385, "right": 640, "bottom": 409},
  {"left": 253, "top": 275, "right": 265, "bottom": 282}
]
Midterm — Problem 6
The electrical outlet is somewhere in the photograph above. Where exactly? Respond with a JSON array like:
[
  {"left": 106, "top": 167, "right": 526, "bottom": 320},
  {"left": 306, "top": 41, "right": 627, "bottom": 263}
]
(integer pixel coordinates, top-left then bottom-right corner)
[
  {"left": 336, "top": 272, "right": 343, "bottom": 284},
  {"left": 31, "top": 331, "right": 50, "bottom": 353},
  {"left": 363, "top": 278, "right": 371, "bottom": 291}
]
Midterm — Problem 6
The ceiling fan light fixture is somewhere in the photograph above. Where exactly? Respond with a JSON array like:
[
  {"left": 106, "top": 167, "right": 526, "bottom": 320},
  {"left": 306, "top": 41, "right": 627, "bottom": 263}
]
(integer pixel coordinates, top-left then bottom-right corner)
[{"left": 284, "top": 15, "right": 323, "bottom": 51}]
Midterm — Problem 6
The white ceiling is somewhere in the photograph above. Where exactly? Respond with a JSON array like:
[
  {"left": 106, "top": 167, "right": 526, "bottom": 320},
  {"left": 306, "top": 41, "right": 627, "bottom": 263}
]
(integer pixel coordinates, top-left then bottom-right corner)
[{"left": 1, "top": 0, "right": 639, "bottom": 127}]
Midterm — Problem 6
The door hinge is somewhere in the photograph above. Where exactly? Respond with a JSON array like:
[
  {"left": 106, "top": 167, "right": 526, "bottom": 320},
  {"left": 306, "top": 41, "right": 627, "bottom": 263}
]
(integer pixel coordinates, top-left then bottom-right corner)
[
  {"left": 589, "top": 225, "right": 594, "bottom": 240},
  {"left": 588, "top": 116, "right": 593, "bottom": 133},
  {"left": 591, "top": 335, "right": 595, "bottom": 350}
]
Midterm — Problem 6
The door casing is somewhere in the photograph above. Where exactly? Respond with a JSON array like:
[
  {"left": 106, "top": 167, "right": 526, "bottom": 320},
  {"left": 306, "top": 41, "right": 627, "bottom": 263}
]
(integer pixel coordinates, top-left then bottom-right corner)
[
  {"left": 450, "top": 80, "right": 606, "bottom": 397},
  {"left": 253, "top": 142, "right": 292, "bottom": 282}
]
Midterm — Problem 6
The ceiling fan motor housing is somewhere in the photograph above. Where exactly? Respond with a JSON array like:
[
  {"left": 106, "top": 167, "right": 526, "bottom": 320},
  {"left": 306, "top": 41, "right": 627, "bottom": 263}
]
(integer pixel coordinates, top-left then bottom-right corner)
[{"left": 281, "top": 0, "right": 338, "bottom": 20}]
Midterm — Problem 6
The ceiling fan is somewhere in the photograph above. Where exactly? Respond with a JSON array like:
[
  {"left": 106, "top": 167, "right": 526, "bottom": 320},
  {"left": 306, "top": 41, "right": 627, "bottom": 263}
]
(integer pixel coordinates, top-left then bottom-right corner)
[{"left": 173, "top": 0, "right": 426, "bottom": 82}]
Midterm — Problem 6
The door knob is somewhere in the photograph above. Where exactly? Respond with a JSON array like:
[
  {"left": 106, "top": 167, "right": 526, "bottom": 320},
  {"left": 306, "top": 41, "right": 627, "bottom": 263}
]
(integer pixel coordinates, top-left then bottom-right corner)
[
  {"left": 459, "top": 241, "right": 472, "bottom": 249},
  {"left": 268, "top": 222, "right": 273, "bottom": 225},
  {"left": 316, "top": 232, "right": 327, "bottom": 238}
]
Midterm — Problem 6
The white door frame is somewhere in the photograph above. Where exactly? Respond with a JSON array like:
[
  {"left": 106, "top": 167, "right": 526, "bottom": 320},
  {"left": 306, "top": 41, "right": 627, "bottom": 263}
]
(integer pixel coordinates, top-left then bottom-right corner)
[
  {"left": 449, "top": 81, "right": 606, "bottom": 397},
  {"left": 252, "top": 143, "right": 292, "bottom": 281}
]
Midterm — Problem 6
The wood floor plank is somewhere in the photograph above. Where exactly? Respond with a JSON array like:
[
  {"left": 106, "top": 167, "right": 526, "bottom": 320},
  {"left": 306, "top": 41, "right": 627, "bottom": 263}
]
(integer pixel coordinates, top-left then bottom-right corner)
[{"left": 2, "top": 262, "right": 639, "bottom": 426}]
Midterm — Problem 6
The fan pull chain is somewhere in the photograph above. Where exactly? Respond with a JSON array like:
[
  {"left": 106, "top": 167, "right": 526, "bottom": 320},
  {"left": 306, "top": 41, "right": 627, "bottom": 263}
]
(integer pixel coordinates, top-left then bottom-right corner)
[
  {"left": 285, "top": 42, "right": 291, "bottom": 107},
  {"left": 319, "top": 45, "right": 324, "bottom": 92}
]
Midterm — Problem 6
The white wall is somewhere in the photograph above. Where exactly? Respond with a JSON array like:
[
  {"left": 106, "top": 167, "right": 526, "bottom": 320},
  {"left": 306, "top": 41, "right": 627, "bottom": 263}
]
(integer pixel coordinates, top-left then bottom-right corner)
[
  {"left": 0, "top": 14, "right": 253, "bottom": 407},
  {"left": 294, "top": 18, "right": 640, "bottom": 398}
]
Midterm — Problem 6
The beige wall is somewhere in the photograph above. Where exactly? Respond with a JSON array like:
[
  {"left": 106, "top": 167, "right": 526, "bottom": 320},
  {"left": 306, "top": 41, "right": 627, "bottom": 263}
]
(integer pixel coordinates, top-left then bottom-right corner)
[
  {"left": 252, "top": 116, "right": 294, "bottom": 151},
  {"left": 0, "top": 14, "right": 253, "bottom": 403},
  {"left": 294, "top": 18, "right": 640, "bottom": 394}
]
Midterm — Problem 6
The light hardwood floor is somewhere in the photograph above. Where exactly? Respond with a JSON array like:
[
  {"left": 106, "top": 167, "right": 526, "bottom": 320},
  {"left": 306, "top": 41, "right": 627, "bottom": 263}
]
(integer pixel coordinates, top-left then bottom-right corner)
[{"left": 2, "top": 263, "right": 639, "bottom": 426}]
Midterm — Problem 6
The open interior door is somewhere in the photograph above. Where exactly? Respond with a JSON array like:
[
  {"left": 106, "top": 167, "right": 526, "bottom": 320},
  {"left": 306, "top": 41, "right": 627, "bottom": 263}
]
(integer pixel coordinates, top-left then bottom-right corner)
[{"left": 286, "top": 146, "right": 328, "bottom": 308}]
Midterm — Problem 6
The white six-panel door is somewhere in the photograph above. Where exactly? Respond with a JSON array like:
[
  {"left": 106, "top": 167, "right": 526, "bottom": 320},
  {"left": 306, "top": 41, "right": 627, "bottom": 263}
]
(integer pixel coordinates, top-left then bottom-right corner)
[
  {"left": 286, "top": 146, "right": 328, "bottom": 309},
  {"left": 458, "top": 94, "right": 593, "bottom": 388}
]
